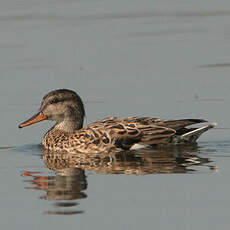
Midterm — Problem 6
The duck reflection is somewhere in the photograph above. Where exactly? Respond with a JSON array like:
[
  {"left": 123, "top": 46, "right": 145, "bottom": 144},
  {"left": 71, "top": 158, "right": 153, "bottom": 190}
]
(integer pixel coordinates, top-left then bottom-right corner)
[
  {"left": 22, "top": 146, "right": 216, "bottom": 215},
  {"left": 42, "top": 146, "right": 215, "bottom": 174}
]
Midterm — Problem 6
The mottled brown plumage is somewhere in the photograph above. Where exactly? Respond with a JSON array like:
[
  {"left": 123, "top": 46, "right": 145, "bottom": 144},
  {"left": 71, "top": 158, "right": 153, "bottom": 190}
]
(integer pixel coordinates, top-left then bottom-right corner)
[{"left": 19, "top": 89, "right": 216, "bottom": 153}]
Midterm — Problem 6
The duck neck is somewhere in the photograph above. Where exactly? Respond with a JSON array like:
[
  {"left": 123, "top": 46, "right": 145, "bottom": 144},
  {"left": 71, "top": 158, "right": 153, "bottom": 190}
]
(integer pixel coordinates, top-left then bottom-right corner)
[{"left": 54, "top": 117, "right": 84, "bottom": 133}]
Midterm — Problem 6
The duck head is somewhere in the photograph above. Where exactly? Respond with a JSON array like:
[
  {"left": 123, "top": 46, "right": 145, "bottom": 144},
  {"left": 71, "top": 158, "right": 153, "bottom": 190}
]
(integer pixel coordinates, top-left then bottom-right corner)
[{"left": 19, "top": 89, "right": 85, "bottom": 132}]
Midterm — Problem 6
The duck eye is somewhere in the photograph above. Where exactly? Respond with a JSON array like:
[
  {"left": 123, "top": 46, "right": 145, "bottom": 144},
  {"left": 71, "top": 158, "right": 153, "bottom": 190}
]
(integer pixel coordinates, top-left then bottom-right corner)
[{"left": 50, "top": 98, "right": 59, "bottom": 104}]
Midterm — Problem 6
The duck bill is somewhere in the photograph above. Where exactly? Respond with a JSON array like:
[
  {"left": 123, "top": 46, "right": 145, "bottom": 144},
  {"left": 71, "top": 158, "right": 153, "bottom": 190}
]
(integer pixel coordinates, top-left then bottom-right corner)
[{"left": 19, "top": 112, "right": 48, "bottom": 128}]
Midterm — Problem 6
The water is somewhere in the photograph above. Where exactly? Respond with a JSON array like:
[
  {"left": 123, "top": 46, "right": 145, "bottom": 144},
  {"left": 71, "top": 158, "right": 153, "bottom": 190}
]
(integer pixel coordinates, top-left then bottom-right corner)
[{"left": 0, "top": 0, "right": 230, "bottom": 229}]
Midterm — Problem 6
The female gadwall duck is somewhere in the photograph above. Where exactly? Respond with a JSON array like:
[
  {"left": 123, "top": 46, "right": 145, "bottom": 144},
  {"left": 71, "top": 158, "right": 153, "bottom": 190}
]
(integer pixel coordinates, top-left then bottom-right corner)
[{"left": 19, "top": 89, "right": 216, "bottom": 153}]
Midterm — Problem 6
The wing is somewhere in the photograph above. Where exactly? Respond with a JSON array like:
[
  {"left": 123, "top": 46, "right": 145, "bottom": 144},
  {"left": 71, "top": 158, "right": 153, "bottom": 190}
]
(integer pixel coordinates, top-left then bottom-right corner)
[{"left": 87, "top": 117, "right": 176, "bottom": 150}]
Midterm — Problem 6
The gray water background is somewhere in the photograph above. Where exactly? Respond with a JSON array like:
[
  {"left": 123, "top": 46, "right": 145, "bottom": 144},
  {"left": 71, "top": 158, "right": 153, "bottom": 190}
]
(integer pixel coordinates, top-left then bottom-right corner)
[{"left": 0, "top": 0, "right": 230, "bottom": 229}]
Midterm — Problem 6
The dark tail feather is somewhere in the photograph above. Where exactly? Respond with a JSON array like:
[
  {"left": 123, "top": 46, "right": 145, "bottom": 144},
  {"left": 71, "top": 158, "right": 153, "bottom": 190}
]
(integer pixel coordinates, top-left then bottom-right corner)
[
  {"left": 157, "top": 119, "right": 207, "bottom": 130},
  {"left": 171, "top": 123, "right": 217, "bottom": 144}
]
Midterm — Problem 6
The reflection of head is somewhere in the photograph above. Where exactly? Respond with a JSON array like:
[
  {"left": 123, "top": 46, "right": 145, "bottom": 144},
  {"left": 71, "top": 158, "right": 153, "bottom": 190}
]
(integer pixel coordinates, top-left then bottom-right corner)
[
  {"left": 41, "top": 168, "right": 87, "bottom": 201},
  {"left": 22, "top": 168, "right": 87, "bottom": 201}
]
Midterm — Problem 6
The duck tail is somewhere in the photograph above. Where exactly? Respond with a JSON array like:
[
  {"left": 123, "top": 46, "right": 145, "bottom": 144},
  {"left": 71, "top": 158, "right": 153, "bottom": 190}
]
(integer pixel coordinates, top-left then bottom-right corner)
[{"left": 171, "top": 122, "right": 217, "bottom": 144}]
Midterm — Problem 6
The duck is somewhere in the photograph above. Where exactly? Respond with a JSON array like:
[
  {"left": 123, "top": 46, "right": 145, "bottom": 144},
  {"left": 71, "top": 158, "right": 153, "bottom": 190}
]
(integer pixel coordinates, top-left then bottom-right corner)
[{"left": 19, "top": 89, "right": 216, "bottom": 153}]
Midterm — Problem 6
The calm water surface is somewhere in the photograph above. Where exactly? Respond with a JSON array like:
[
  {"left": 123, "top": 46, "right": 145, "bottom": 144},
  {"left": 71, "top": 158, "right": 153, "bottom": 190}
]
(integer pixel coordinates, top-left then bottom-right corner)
[{"left": 0, "top": 0, "right": 230, "bottom": 229}]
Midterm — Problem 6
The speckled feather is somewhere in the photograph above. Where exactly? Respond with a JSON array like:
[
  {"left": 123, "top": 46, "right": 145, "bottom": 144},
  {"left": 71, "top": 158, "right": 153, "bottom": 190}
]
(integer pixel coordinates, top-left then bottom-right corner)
[{"left": 42, "top": 116, "right": 206, "bottom": 153}]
